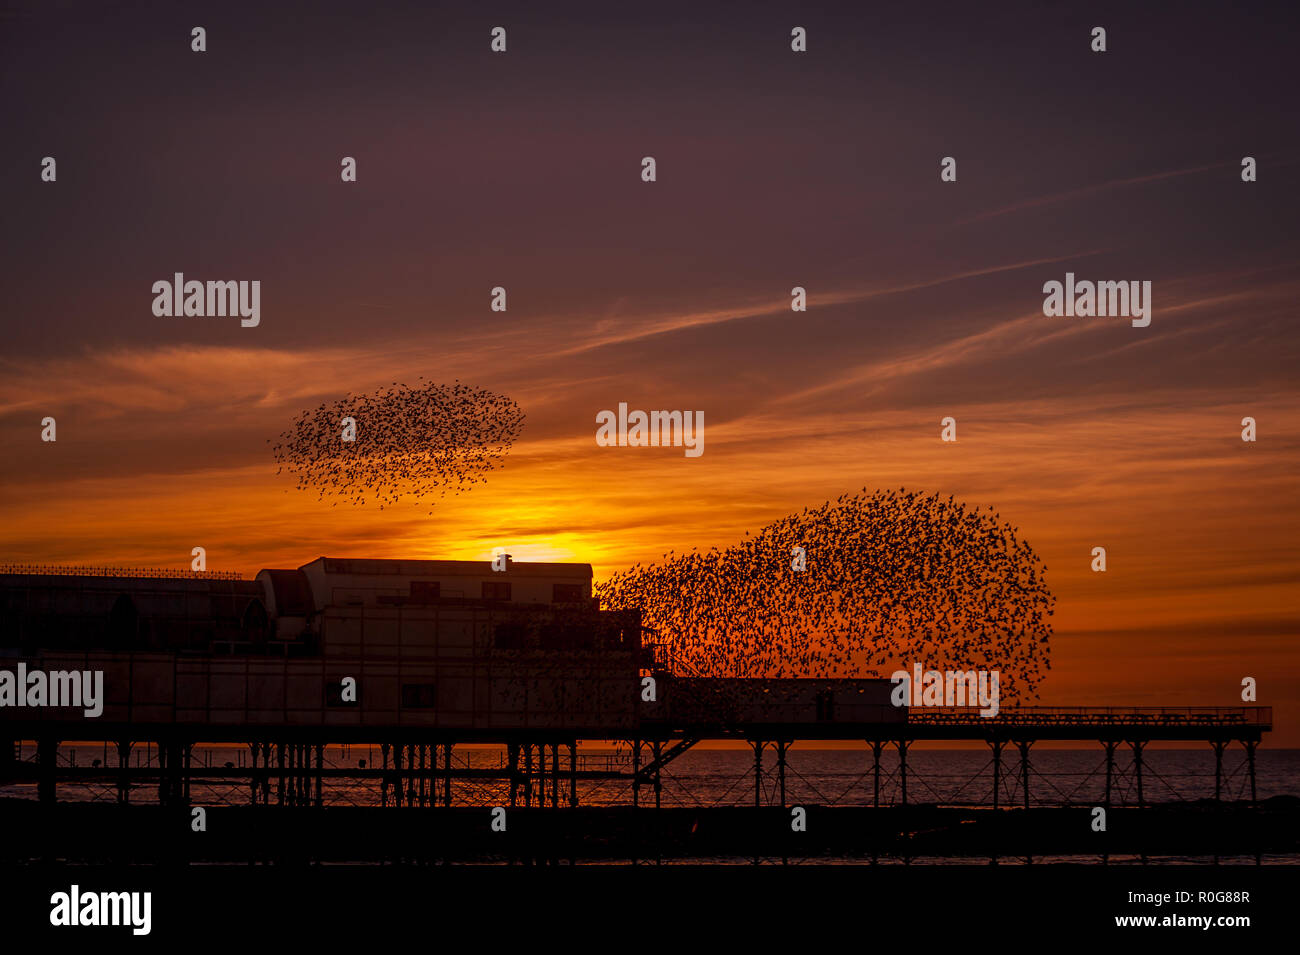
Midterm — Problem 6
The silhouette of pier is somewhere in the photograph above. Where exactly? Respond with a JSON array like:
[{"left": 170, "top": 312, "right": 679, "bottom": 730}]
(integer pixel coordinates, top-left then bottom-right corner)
[
  {"left": 0, "top": 706, "right": 1280, "bottom": 865},
  {"left": 0, "top": 560, "right": 1280, "bottom": 862}
]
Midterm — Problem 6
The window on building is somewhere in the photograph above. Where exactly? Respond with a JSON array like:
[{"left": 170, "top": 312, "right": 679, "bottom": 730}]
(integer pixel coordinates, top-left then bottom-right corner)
[
  {"left": 482, "top": 581, "right": 511, "bottom": 601},
  {"left": 552, "top": 583, "right": 584, "bottom": 603}
]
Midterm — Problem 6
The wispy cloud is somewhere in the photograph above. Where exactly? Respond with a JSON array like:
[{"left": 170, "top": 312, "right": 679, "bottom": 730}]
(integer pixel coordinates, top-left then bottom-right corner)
[
  {"left": 952, "top": 161, "right": 1235, "bottom": 227},
  {"left": 543, "top": 250, "right": 1106, "bottom": 357}
]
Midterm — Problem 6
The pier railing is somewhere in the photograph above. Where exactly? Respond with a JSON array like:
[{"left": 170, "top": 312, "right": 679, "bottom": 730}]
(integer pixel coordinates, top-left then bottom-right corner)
[
  {"left": 0, "top": 563, "right": 244, "bottom": 580},
  {"left": 907, "top": 706, "right": 1272, "bottom": 727}
]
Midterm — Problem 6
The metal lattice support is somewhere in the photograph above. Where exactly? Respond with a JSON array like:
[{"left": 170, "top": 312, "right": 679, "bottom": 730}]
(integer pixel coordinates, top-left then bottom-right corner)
[{"left": 0, "top": 709, "right": 1273, "bottom": 867}]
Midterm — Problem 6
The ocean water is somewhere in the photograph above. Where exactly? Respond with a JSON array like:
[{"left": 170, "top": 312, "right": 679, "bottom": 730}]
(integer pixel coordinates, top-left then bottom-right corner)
[
  {"left": 4, "top": 743, "right": 1296, "bottom": 809},
  {"left": 4, "top": 744, "right": 1295, "bottom": 864}
]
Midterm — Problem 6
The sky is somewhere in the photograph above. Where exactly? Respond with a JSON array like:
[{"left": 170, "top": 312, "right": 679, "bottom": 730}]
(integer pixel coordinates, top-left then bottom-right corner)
[{"left": 2, "top": 1, "right": 1298, "bottom": 741}]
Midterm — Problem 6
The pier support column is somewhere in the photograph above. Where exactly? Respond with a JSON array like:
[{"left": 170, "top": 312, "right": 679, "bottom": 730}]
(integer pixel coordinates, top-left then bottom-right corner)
[
  {"left": 528, "top": 744, "right": 536, "bottom": 810},
  {"left": 166, "top": 742, "right": 177, "bottom": 806},
  {"left": 1018, "top": 741, "right": 1031, "bottom": 810},
  {"left": 1100, "top": 740, "right": 1118, "bottom": 866},
  {"left": 1103, "top": 741, "right": 1117, "bottom": 807},
  {"left": 154, "top": 740, "right": 164, "bottom": 804},
  {"left": 524, "top": 743, "right": 534, "bottom": 807},
  {"left": 380, "top": 743, "right": 390, "bottom": 807},
  {"left": 553, "top": 743, "right": 564, "bottom": 810},
  {"left": 632, "top": 738, "right": 642, "bottom": 809},
  {"left": 870, "top": 740, "right": 884, "bottom": 808},
  {"left": 652, "top": 741, "right": 662, "bottom": 811},
  {"left": 37, "top": 736, "right": 57, "bottom": 805},
  {"left": 776, "top": 741, "right": 788, "bottom": 808},
  {"left": 990, "top": 740, "right": 1004, "bottom": 811},
  {"left": 569, "top": 742, "right": 578, "bottom": 808},
  {"left": 897, "top": 740, "right": 910, "bottom": 806},
  {"left": 1130, "top": 741, "right": 1146, "bottom": 809},
  {"left": 898, "top": 740, "right": 912, "bottom": 865},
  {"left": 276, "top": 742, "right": 286, "bottom": 807},
  {"left": 389, "top": 743, "right": 397, "bottom": 809},
  {"left": 432, "top": 743, "right": 440, "bottom": 807},
  {"left": 507, "top": 743, "right": 518, "bottom": 808},
  {"left": 248, "top": 742, "right": 258, "bottom": 805},
  {"left": 396, "top": 742, "right": 406, "bottom": 808},
  {"left": 1017, "top": 740, "right": 1032, "bottom": 866},
  {"left": 260, "top": 742, "right": 272, "bottom": 805},
  {"left": 777, "top": 741, "right": 790, "bottom": 867},
  {"left": 1246, "top": 739, "right": 1260, "bottom": 865},
  {"left": 868, "top": 740, "right": 884, "bottom": 865},
  {"left": 117, "top": 740, "right": 132, "bottom": 804},
  {"left": 407, "top": 743, "right": 417, "bottom": 806},
  {"left": 1131, "top": 740, "right": 1148, "bottom": 865},
  {"left": 1245, "top": 740, "right": 1257, "bottom": 807},
  {"left": 315, "top": 744, "right": 324, "bottom": 808},
  {"left": 750, "top": 741, "right": 764, "bottom": 866},
  {"left": 444, "top": 743, "right": 453, "bottom": 808},
  {"left": 1212, "top": 740, "right": 1226, "bottom": 803},
  {"left": 652, "top": 740, "right": 663, "bottom": 866},
  {"left": 988, "top": 739, "right": 1004, "bottom": 867},
  {"left": 155, "top": 740, "right": 188, "bottom": 807},
  {"left": 630, "top": 739, "right": 644, "bottom": 866}
]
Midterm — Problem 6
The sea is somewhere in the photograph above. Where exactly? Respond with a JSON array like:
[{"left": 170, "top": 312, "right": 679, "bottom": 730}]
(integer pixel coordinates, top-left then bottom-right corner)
[
  {"left": 6, "top": 744, "right": 1296, "bottom": 863},
  {"left": 6, "top": 742, "right": 1297, "bottom": 806}
]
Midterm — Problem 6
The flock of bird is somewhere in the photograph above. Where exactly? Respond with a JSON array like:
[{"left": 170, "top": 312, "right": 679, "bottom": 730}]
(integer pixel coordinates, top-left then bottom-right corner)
[
  {"left": 270, "top": 378, "right": 524, "bottom": 512},
  {"left": 269, "top": 386, "right": 1053, "bottom": 701},
  {"left": 595, "top": 487, "right": 1055, "bottom": 702}
]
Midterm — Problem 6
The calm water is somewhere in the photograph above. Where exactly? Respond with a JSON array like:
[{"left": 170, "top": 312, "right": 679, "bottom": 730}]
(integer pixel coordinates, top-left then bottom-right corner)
[
  {"left": 6, "top": 743, "right": 1296, "bottom": 809},
  {"left": 6, "top": 744, "right": 1295, "bottom": 863}
]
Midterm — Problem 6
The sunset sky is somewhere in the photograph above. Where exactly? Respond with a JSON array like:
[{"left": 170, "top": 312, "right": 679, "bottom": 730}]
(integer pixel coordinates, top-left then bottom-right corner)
[{"left": 2, "top": 3, "right": 1298, "bottom": 741}]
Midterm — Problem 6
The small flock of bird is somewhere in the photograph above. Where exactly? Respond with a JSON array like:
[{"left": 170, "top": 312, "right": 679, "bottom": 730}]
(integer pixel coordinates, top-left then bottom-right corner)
[
  {"left": 269, "top": 378, "right": 524, "bottom": 512},
  {"left": 595, "top": 487, "right": 1055, "bottom": 702}
]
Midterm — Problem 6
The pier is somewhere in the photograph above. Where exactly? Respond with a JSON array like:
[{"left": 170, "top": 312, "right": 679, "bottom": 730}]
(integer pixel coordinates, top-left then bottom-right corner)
[{"left": 1, "top": 705, "right": 1278, "bottom": 864}]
